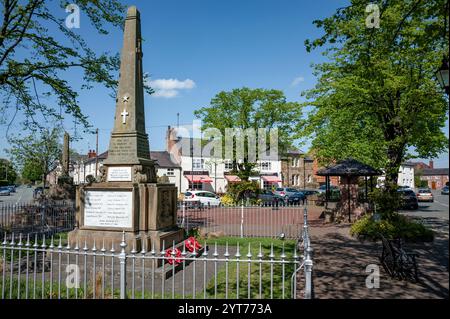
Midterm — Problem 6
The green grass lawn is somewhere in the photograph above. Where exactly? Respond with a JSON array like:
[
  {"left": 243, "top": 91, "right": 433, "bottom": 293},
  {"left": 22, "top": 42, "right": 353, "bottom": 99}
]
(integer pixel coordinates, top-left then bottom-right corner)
[{"left": 200, "top": 236, "right": 300, "bottom": 299}]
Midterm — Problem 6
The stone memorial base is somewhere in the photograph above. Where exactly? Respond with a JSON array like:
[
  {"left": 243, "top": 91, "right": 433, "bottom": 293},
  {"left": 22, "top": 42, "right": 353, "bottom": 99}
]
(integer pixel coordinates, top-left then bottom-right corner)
[{"left": 68, "top": 180, "right": 185, "bottom": 253}]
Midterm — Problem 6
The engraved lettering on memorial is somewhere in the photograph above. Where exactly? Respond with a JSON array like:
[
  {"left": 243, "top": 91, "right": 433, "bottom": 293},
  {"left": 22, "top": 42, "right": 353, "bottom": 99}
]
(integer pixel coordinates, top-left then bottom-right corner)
[
  {"left": 84, "top": 191, "right": 132, "bottom": 228},
  {"left": 108, "top": 167, "right": 132, "bottom": 181}
]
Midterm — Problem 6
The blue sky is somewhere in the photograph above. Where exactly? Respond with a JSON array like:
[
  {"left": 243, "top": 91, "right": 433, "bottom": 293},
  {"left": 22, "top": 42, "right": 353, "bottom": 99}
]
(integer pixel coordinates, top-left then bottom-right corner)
[{"left": 0, "top": 0, "right": 448, "bottom": 167}]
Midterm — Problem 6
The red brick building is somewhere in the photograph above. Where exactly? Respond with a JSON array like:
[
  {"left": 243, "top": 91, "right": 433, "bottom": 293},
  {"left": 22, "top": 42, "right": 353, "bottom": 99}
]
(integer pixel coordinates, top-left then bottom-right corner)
[{"left": 420, "top": 168, "right": 449, "bottom": 189}]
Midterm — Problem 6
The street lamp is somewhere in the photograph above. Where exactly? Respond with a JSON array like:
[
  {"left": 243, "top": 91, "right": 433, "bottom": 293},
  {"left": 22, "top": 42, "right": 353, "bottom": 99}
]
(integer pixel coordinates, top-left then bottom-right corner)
[{"left": 436, "top": 57, "right": 449, "bottom": 95}]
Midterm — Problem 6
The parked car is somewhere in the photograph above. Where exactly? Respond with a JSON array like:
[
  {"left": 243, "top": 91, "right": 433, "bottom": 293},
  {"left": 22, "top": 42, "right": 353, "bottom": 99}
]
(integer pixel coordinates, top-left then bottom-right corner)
[
  {"left": 33, "top": 186, "right": 46, "bottom": 199},
  {"left": 257, "top": 190, "right": 285, "bottom": 206},
  {"left": 398, "top": 189, "right": 419, "bottom": 210},
  {"left": 441, "top": 186, "right": 449, "bottom": 195},
  {"left": 183, "top": 191, "right": 221, "bottom": 207},
  {"left": 6, "top": 185, "right": 16, "bottom": 193},
  {"left": 416, "top": 188, "right": 434, "bottom": 202},
  {"left": 286, "top": 192, "right": 306, "bottom": 205},
  {"left": 0, "top": 187, "right": 11, "bottom": 196},
  {"left": 273, "top": 187, "right": 300, "bottom": 200},
  {"left": 317, "top": 185, "right": 340, "bottom": 194}
]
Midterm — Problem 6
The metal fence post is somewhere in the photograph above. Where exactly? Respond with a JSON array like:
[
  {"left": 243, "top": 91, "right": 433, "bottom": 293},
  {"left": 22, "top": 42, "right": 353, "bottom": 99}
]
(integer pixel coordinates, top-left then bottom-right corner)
[
  {"left": 304, "top": 246, "right": 313, "bottom": 299},
  {"left": 303, "top": 206, "right": 309, "bottom": 250},
  {"left": 119, "top": 231, "right": 127, "bottom": 299},
  {"left": 240, "top": 201, "right": 244, "bottom": 238},
  {"left": 182, "top": 202, "right": 186, "bottom": 229}
]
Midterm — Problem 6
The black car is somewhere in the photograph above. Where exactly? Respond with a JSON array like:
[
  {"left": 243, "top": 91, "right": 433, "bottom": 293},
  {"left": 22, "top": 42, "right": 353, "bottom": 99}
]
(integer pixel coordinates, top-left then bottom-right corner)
[
  {"left": 7, "top": 185, "right": 16, "bottom": 193},
  {"left": 398, "top": 189, "right": 419, "bottom": 210},
  {"left": 33, "top": 186, "right": 45, "bottom": 199},
  {"left": 441, "top": 186, "right": 449, "bottom": 195},
  {"left": 286, "top": 192, "right": 306, "bottom": 205},
  {"left": 257, "top": 190, "right": 285, "bottom": 206}
]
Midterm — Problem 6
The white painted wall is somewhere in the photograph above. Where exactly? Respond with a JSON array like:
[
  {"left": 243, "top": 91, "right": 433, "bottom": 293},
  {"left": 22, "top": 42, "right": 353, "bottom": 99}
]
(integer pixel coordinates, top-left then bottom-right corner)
[
  {"left": 398, "top": 165, "right": 415, "bottom": 189},
  {"left": 377, "top": 164, "right": 415, "bottom": 188},
  {"left": 179, "top": 156, "right": 282, "bottom": 193}
]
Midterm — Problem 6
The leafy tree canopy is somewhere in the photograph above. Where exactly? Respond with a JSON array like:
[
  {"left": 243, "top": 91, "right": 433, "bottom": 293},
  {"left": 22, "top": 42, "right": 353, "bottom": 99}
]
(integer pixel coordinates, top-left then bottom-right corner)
[
  {"left": 21, "top": 158, "right": 43, "bottom": 182},
  {"left": 0, "top": 0, "right": 153, "bottom": 133},
  {"left": 6, "top": 127, "right": 61, "bottom": 187},
  {"left": 0, "top": 158, "right": 17, "bottom": 184},
  {"left": 300, "top": 0, "right": 449, "bottom": 187},
  {"left": 194, "top": 87, "right": 302, "bottom": 179}
]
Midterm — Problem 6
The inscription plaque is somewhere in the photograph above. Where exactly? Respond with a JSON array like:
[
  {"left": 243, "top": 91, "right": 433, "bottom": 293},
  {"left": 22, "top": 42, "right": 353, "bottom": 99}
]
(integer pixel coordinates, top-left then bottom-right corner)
[
  {"left": 84, "top": 190, "right": 133, "bottom": 228},
  {"left": 107, "top": 166, "right": 132, "bottom": 181}
]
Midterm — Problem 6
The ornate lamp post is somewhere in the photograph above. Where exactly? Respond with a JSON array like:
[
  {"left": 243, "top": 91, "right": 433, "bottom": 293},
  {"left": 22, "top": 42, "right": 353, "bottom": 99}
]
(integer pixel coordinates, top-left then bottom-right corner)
[{"left": 436, "top": 57, "right": 449, "bottom": 95}]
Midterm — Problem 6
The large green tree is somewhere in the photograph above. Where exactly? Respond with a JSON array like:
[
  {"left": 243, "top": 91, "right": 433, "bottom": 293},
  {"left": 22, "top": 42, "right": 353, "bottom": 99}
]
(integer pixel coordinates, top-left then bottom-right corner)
[
  {"left": 194, "top": 88, "right": 302, "bottom": 180},
  {"left": 21, "top": 158, "right": 43, "bottom": 182},
  {"left": 301, "top": 0, "right": 449, "bottom": 191},
  {"left": 0, "top": 158, "right": 17, "bottom": 184},
  {"left": 0, "top": 0, "right": 152, "bottom": 132},
  {"left": 6, "top": 127, "right": 61, "bottom": 187}
]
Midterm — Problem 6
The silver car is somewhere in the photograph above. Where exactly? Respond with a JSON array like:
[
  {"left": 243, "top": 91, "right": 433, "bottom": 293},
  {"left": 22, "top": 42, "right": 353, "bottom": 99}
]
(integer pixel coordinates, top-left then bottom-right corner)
[
  {"left": 0, "top": 187, "right": 11, "bottom": 196},
  {"left": 273, "top": 187, "right": 300, "bottom": 200}
]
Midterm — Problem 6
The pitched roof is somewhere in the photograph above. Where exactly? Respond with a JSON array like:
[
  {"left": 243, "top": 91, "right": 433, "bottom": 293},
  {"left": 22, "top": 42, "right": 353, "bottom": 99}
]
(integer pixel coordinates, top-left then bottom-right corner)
[
  {"left": 84, "top": 151, "right": 108, "bottom": 165},
  {"left": 316, "top": 158, "right": 382, "bottom": 176},
  {"left": 421, "top": 168, "right": 449, "bottom": 176},
  {"left": 150, "top": 151, "right": 180, "bottom": 168}
]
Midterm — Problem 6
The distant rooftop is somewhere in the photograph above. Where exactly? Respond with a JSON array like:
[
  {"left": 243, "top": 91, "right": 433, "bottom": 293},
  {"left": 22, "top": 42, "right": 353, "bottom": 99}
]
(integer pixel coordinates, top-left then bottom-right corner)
[{"left": 422, "top": 168, "right": 449, "bottom": 176}]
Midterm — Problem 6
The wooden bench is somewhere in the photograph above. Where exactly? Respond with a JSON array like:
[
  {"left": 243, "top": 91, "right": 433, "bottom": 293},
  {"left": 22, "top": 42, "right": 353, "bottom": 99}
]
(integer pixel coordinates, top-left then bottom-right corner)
[{"left": 379, "top": 234, "right": 419, "bottom": 282}]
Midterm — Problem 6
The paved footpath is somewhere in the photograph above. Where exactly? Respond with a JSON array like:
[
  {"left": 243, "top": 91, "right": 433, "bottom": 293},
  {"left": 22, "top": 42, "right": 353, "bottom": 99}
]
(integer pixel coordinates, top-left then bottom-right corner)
[{"left": 304, "top": 217, "right": 449, "bottom": 299}]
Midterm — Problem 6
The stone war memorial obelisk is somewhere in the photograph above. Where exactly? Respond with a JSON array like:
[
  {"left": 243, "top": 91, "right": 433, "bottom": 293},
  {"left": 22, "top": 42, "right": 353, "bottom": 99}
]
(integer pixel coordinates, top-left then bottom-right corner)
[{"left": 68, "top": 6, "right": 184, "bottom": 252}]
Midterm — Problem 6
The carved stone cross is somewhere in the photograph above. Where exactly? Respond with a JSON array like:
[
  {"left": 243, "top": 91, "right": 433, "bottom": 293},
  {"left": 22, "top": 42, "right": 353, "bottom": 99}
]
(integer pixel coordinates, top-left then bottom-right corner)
[{"left": 121, "top": 109, "right": 129, "bottom": 124}]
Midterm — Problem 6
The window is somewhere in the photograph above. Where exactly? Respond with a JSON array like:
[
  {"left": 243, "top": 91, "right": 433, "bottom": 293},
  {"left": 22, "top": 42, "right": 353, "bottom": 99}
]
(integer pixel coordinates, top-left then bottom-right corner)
[
  {"left": 167, "top": 168, "right": 174, "bottom": 176},
  {"left": 193, "top": 158, "right": 204, "bottom": 170},
  {"left": 224, "top": 160, "right": 233, "bottom": 171},
  {"left": 263, "top": 181, "right": 273, "bottom": 190},
  {"left": 261, "top": 162, "right": 271, "bottom": 171},
  {"left": 188, "top": 182, "right": 203, "bottom": 190}
]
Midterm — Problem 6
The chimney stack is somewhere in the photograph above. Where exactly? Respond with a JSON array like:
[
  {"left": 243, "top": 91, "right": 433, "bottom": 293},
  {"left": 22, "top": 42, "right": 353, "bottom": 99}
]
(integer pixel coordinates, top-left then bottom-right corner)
[
  {"left": 87, "top": 149, "right": 97, "bottom": 158},
  {"left": 166, "top": 126, "right": 179, "bottom": 152},
  {"left": 166, "top": 126, "right": 181, "bottom": 164},
  {"left": 429, "top": 160, "right": 434, "bottom": 169}
]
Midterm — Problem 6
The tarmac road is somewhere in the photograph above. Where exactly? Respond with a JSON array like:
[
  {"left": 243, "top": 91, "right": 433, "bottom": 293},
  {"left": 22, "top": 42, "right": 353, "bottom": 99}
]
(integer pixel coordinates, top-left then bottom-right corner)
[{"left": 0, "top": 185, "right": 35, "bottom": 207}]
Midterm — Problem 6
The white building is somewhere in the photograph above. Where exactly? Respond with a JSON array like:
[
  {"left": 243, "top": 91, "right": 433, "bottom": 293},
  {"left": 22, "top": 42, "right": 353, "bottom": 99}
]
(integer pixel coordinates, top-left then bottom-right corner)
[
  {"left": 397, "top": 162, "right": 415, "bottom": 189},
  {"left": 377, "top": 162, "right": 415, "bottom": 189},
  {"left": 71, "top": 126, "right": 283, "bottom": 194},
  {"left": 166, "top": 127, "right": 282, "bottom": 194}
]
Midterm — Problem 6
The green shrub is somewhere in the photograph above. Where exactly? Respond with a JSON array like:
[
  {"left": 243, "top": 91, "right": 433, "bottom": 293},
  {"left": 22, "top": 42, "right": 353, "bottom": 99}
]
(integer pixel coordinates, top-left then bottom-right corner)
[
  {"left": 227, "top": 180, "right": 260, "bottom": 202},
  {"left": 220, "top": 193, "right": 236, "bottom": 206},
  {"left": 368, "top": 187, "right": 402, "bottom": 220},
  {"left": 350, "top": 214, "right": 434, "bottom": 242},
  {"left": 186, "top": 227, "right": 200, "bottom": 238}
]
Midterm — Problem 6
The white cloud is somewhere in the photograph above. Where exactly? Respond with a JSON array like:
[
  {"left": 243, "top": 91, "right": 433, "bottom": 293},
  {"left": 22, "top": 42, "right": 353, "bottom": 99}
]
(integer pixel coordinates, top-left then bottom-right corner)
[
  {"left": 290, "top": 76, "right": 305, "bottom": 87},
  {"left": 148, "top": 78, "right": 196, "bottom": 98}
]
